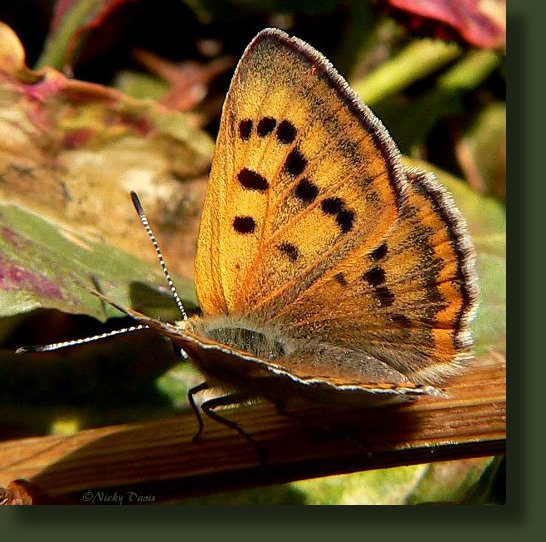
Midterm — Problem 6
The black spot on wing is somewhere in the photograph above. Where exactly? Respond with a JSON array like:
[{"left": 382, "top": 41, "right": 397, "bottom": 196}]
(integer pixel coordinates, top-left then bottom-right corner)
[
  {"left": 376, "top": 286, "right": 395, "bottom": 307},
  {"left": 370, "top": 243, "right": 388, "bottom": 261},
  {"left": 233, "top": 216, "right": 256, "bottom": 234},
  {"left": 238, "top": 119, "right": 252, "bottom": 140},
  {"left": 321, "top": 197, "right": 356, "bottom": 234},
  {"left": 257, "top": 117, "right": 277, "bottom": 137},
  {"left": 278, "top": 242, "right": 300, "bottom": 262},
  {"left": 321, "top": 197, "right": 344, "bottom": 215},
  {"left": 391, "top": 313, "right": 411, "bottom": 327},
  {"left": 276, "top": 120, "right": 297, "bottom": 144},
  {"left": 363, "top": 267, "right": 386, "bottom": 287},
  {"left": 237, "top": 168, "right": 269, "bottom": 191},
  {"left": 284, "top": 148, "right": 307, "bottom": 177},
  {"left": 336, "top": 209, "right": 355, "bottom": 233},
  {"left": 294, "top": 178, "right": 319, "bottom": 204},
  {"left": 363, "top": 266, "right": 394, "bottom": 307}
]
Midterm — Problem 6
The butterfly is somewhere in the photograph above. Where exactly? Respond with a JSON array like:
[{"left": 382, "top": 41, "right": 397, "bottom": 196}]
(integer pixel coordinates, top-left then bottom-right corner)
[
  {"left": 117, "top": 27, "right": 478, "bottom": 410},
  {"left": 20, "top": 28, "right": 479, "bottom": 446}
]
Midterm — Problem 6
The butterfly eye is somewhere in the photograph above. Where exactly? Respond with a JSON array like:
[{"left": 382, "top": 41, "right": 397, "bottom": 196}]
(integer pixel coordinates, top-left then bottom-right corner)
[{"left": 172, "top": 342, "right": 189, "bottom": 360}]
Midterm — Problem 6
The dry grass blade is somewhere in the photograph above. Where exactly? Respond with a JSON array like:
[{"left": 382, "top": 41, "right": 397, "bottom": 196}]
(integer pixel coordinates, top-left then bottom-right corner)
[{"left": 0, "top": 358, "right": 505, "bottom": 504}]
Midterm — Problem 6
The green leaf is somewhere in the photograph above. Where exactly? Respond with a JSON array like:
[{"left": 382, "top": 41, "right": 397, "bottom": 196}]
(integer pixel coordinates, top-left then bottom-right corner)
[
  {"left": 0, "top": 201, "right": 198, "bottom": 319},
  {"left": 182, "top": 457, "right": 497, "bottom": 504}
]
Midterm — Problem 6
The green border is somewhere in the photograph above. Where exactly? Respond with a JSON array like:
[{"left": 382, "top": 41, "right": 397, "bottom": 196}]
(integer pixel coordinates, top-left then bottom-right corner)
[{"left": 519, "top": 0, "right": 546, "bottom": 534}]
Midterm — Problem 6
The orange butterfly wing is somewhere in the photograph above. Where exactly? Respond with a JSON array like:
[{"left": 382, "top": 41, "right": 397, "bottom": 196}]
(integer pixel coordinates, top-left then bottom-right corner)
[{"left": 195, "top": 28, "right": 407, "bottom": 317}]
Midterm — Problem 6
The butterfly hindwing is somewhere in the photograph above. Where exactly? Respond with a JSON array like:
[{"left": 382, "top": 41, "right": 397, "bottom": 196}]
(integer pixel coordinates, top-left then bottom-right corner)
[{"left": 270, "top": 167, "right": 478, "bottom": 385}]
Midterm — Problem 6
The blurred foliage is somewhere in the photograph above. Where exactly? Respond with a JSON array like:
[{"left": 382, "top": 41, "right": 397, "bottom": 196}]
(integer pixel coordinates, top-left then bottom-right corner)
[{"left": 0, "top": 0, "right": 505, "bottom": 504}]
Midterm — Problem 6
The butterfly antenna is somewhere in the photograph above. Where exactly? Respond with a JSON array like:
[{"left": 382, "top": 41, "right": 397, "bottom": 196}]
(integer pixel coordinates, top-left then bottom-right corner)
[
  {"left": 16, "top": 325, "right": 149, "bottom": 353},
  {"left": 130, "top": 191, "right": 188, "bottom": 322}
]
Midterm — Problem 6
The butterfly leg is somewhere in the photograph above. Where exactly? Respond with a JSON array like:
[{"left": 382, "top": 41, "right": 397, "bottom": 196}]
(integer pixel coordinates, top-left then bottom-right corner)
[
  {"left": 188, "top": 383, "right": 267, "bottom": 465},
  {"left": 187, "top": 381, "right": 209, "bottom": 442},
  {"left": 200, "top": 394, "right": 268, "bottom": 466}
]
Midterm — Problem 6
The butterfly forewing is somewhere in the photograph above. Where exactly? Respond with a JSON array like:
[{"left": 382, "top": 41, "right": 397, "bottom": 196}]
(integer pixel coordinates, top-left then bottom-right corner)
[{"left": 195, "top": 29, "right": 409, "bottom": 317}]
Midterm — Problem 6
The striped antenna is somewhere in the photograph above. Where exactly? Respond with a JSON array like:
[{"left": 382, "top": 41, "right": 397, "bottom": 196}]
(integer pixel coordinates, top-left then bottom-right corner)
[
  {"left": 16, "top": 324, "right": 149, "bottom": 353},
  {"left": 130, "top": 191, "right": 188, "bottom": 322},
  {"left": 16, "top": 192, "right": 188, "bottom": 354}
]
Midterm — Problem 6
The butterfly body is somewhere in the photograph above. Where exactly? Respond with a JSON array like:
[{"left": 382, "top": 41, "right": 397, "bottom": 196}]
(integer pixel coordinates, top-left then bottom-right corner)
[
  {"left": 122, "top": 28, "right": 478, "bottom": 411},
  {"left": 128, "top": 311, "right": 439, "bottom": 409}
]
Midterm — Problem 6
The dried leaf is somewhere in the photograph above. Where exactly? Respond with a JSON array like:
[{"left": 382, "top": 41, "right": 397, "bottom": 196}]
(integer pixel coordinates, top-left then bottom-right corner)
[
  {"left": 456, "top": 101, "right": 506, "bottom": 201},
  {"left": 0, "top": 22, "right": 212, "bottom": 317},
  {"left": 132, "top": 50, "right": 233, "bottom": 112}
]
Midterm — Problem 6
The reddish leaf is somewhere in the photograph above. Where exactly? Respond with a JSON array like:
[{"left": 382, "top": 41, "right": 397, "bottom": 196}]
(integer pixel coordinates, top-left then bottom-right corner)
[{"left": 384, "top": 0, "right": 506, "bottom": 49}]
